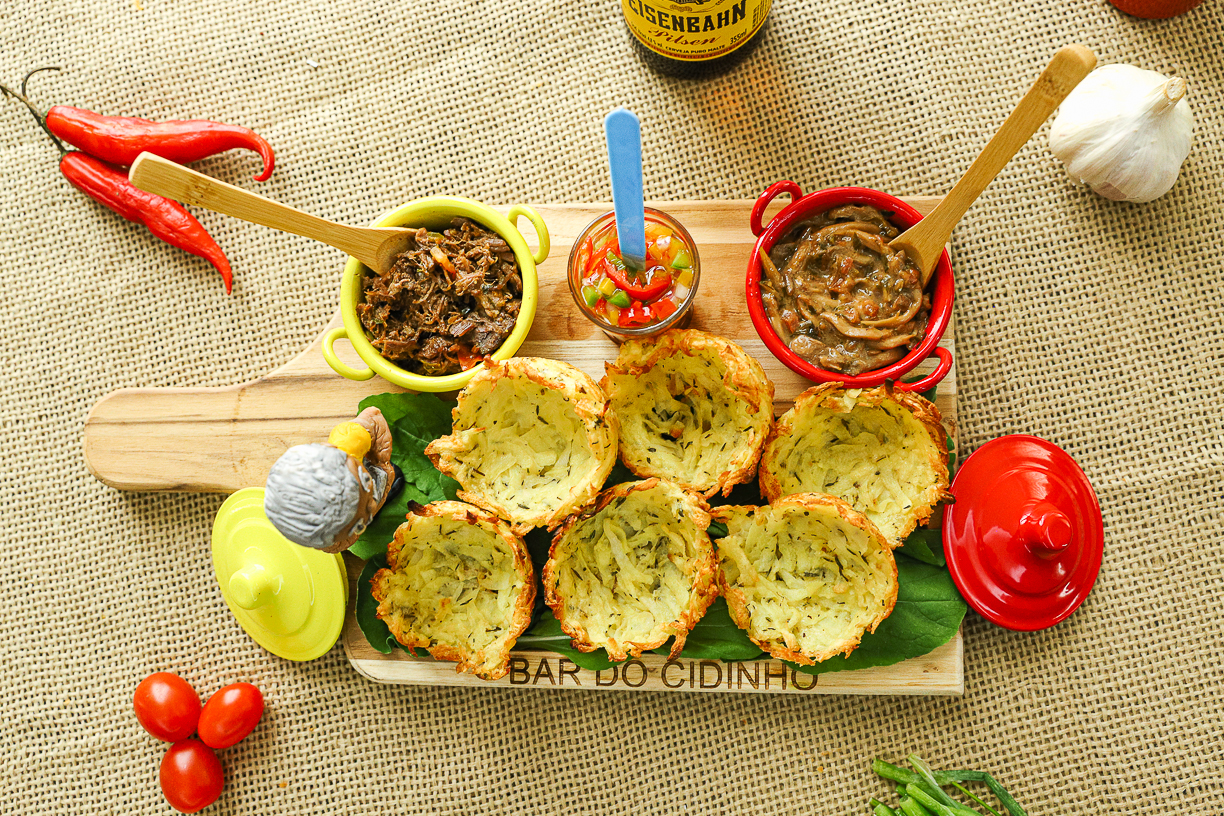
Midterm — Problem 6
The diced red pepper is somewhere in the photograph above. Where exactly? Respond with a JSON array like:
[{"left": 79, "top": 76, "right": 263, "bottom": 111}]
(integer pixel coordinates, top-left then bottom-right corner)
[
  {"left": 574, "top": 239, "right": 592, "bottom": 277},
  {"left": 603, "top": 251, "right": 672, "bottom": 301},
  {"left": 652, "top": 297, "right": 678, "bottom": 321},
  {"left": 619, "top": 301, "right": 655, "bottom": 328}
]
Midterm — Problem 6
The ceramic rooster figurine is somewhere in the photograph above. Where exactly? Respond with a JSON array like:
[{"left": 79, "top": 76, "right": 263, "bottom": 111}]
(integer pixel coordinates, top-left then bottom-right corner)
[{"left": 263, "top": 407, "right": 400, "bottom": 553}]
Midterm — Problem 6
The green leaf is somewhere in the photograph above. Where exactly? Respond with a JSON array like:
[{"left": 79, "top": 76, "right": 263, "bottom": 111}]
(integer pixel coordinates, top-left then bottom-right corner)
[
  {"left": 516, "top": 610, "right": 617, "bottom": 671},
  {"left": 897, "top": 527, "right": 946, "bottom": 567},
  {"left": 651, "top": 597, "right": 764, "bottom": 661},
  {"left": 354, "top": 554, "right": 407, "bottom": 655},
  {"left": 349, "top": 393, "right": 460, "bottom": 560},
  {"left": 355, "top": 554, "right": 398, "bottom": 655},
  {"left": 523, "top": 526, "right": 552, "bottom": 616},
  {"left": 791, "top": 554, "right": 966, "bottom": 675},
  {"left": 708, "top": 478, "right": 764, "bottom": 509}
]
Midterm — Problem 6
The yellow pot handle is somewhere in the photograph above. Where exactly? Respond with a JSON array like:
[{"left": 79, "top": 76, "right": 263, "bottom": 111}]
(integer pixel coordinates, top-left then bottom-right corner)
[
  {"left": 322, "top": 327, "right": 374, "bottom": 381},
  {"left": 507, "top": 204, "right": 550, "bottom": 264}
]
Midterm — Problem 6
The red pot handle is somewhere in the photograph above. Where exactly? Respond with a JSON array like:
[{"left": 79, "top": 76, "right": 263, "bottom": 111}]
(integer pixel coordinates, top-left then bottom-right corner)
[
  {"left": 750, "top": 180, "right": 803, "bottom": 237},
  {"left": 894, "top": 346, "right": 953, "bottom": 393}
]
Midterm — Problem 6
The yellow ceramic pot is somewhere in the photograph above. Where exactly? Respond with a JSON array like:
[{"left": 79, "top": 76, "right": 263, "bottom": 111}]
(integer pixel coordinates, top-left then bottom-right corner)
[{"left": 322, "top": 197, "right": 548, "bottom": 392}]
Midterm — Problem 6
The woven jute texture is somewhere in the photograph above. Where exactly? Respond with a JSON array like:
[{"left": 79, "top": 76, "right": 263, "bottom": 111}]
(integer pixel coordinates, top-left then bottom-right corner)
[{"left": 1, "top": 0, "right": 1221, "bottom": 812}]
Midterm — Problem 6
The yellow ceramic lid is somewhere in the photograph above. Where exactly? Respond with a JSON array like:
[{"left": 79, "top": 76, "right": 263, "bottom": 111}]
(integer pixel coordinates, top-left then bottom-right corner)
[{"left": 211, "top": 488, "right": 347, "bottom": 661}]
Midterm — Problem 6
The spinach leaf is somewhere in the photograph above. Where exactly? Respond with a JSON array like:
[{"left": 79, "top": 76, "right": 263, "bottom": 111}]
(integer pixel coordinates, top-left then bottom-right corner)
[
  {"left": 651, "top": 597, "right": 764, "bottom": 661},
  {"left": 354, "top": 554, "right": 425, "bottom": 657},
  {"left": 897, "top": 527, "right": 946, "bottom": 567},
  {"left": 791, "top": 553, "right": 966, "bottom": 675},
  {"left": 349, "top": 393, "right": 460, "bottom": 560},
  {"left": 516, "top": 610, "right": 617, "bottom": 671},
  {"left": 602, "top": 459, "right": 637, "bottom": 489}
]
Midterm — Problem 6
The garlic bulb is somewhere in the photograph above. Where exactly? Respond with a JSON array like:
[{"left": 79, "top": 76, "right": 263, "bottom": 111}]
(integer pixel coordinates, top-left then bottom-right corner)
[{"left": 1049, "top": 64, "right": 1193, "bottom": 203}]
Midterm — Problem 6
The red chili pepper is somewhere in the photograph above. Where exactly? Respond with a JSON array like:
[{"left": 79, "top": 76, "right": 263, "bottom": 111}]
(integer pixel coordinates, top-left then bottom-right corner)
[
  {"left": 45, "top": 105, "right": 275, "bottom": 182},
  {"left": 60, "top": 152, "right": 233, "bottom": 293},
  {"left": 602, "top": 250, "right": 671, "bottom": 301}
]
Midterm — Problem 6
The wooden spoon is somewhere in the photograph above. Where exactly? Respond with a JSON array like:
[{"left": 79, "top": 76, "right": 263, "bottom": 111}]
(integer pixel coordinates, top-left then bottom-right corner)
[
  {"left": 128, "top": 152, "right": 417, "bottom": 274},
  {"left": 893, "top": 44, "right": 1097, "bottom": 285}
]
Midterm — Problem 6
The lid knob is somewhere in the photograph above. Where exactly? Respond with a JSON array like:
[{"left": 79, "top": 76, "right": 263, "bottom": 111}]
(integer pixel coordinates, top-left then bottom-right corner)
[
  {"left": 1019, "top": 501, "right": 1072, "bottom": 559},
  {"left": 228, "top": 563, "right": 278, "bottom": 610}
]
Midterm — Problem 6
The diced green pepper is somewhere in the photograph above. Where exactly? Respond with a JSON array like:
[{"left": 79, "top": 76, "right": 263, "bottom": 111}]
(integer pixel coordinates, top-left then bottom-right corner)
[
  {"left": 581, "top": 285, "right": 600, "bottom": 308},
  {"left": 670, "top": 249, "right": 691, "bottom": 269},
  {"left": 608, "top": 289, "right": 632, "bottom": 308}
]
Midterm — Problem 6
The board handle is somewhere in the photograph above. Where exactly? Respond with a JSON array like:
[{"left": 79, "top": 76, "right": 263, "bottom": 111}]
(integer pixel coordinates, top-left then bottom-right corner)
[
  {"left": 322, "top": 327, "right": 375, "bottom": 381},
  {"left": 507, "top": 204, "right": 550, "bottom": 264}
]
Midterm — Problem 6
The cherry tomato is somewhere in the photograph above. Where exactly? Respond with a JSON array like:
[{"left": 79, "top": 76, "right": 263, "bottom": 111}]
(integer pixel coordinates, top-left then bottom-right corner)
[
  {"left": 198, "top": 683, "right": 264, "bottom": 750},
  {"left": 160, "top": 739, "right": 224, "bottom": 813},
  {"left": 133, "top": 673, "right": 201, "bottom": 743}
]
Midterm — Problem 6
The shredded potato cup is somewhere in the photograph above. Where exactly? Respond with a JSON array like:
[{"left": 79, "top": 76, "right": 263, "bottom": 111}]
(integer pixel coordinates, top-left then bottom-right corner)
[
  {"left": 371, "top": 501, "right": 535, "bottom": 680},
  {"left": 760, "top": 383, "right": 950, "bottom": 545},
  {"left": 425, "top": 358, "right": 618, "bottom": 533},
  {"left": 714, "top": 495, "right": 898, "bottom": 665},
  {"left": 602, "top": 329, "right": 774, "bottom": 498},
  {"left": 543, "top": 479, "right": 718, "bottom": 661}
]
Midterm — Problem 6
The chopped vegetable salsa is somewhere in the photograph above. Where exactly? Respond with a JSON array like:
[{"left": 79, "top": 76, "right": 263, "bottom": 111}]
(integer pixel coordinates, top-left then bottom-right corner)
[{"left": 573, "top": 216, "right": 694, "bottom": 332}]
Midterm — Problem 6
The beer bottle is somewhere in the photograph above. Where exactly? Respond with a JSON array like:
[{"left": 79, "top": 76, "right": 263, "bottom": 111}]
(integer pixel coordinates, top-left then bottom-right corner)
[{"left": 622, "top": 0, "right": 772, "bottom": 78}]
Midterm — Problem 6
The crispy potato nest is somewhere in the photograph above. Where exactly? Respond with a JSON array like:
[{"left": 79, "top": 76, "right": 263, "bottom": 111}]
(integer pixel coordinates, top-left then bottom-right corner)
[
  {"left": 714, "top": 495, "right": 898, "bottom": 664},
  {"left": 371, "top": 501, "right": 535, "bottom": 680},
  {"left": 543, "top": 478, "right": 717, "bottom": 660},
  {"left": 602, "top": 329, "right": 775, "bottom": 497},
  {"left": 760, "top": 383, "right": 950, "bottom": 544},
  {"left": 425, "top": 358, "right": 618, "bottom": 532}
]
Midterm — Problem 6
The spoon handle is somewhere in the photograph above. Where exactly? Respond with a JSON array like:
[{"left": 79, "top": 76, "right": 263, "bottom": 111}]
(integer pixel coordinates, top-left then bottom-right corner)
[
  {"left": 604, "top": 108, "right": 647, "bottom": 270},
  {"left": 896, "top": 44, "right": 1097, "bottom": 281},
  {"left": 129, "top": 153, "right": 391, "bottom": 268}
]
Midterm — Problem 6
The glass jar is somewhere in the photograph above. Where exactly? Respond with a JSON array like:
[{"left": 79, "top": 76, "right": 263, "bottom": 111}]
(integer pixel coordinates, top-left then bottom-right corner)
[{"left": 568, "top": 207, "right": 701, "bottom": 340}]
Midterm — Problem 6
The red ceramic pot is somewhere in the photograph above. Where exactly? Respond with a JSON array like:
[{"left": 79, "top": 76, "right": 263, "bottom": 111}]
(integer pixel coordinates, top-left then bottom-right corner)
[
  {"left": 1107, "top": 0, "right": 1203, "bottom": 18},
  {"left": 746, "top": 181, "right": 955, "bottom": 392}
]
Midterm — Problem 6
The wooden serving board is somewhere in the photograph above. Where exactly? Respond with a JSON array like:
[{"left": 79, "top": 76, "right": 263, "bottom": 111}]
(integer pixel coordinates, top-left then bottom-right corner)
[{"left": 84, "top": 198, "right": 962, "bottom": 695}]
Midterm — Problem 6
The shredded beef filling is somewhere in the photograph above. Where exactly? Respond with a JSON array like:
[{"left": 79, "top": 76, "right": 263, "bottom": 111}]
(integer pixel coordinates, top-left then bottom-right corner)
[
  {"left": 358, "top": 217, "right": 522, "bottom": 376},
  {"left": 759, "top": 205, "right": 931, "bottom": 376}
]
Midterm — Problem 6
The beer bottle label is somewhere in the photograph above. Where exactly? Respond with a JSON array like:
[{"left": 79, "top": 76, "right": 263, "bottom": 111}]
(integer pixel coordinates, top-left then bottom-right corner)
[{"left": 622, "top": 0, "right": 771, "bottom": 62}]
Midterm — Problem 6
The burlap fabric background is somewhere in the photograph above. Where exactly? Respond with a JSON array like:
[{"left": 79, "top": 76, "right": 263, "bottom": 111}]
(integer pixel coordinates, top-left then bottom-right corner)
[{"left": 1, "top": 0, "right": 1220, "bottom": 812}]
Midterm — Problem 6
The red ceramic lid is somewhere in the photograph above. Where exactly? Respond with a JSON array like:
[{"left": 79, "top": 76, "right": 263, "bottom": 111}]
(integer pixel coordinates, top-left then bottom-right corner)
[{"left": 943, "top": 435, "right": 1103, "bottom": 631}]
